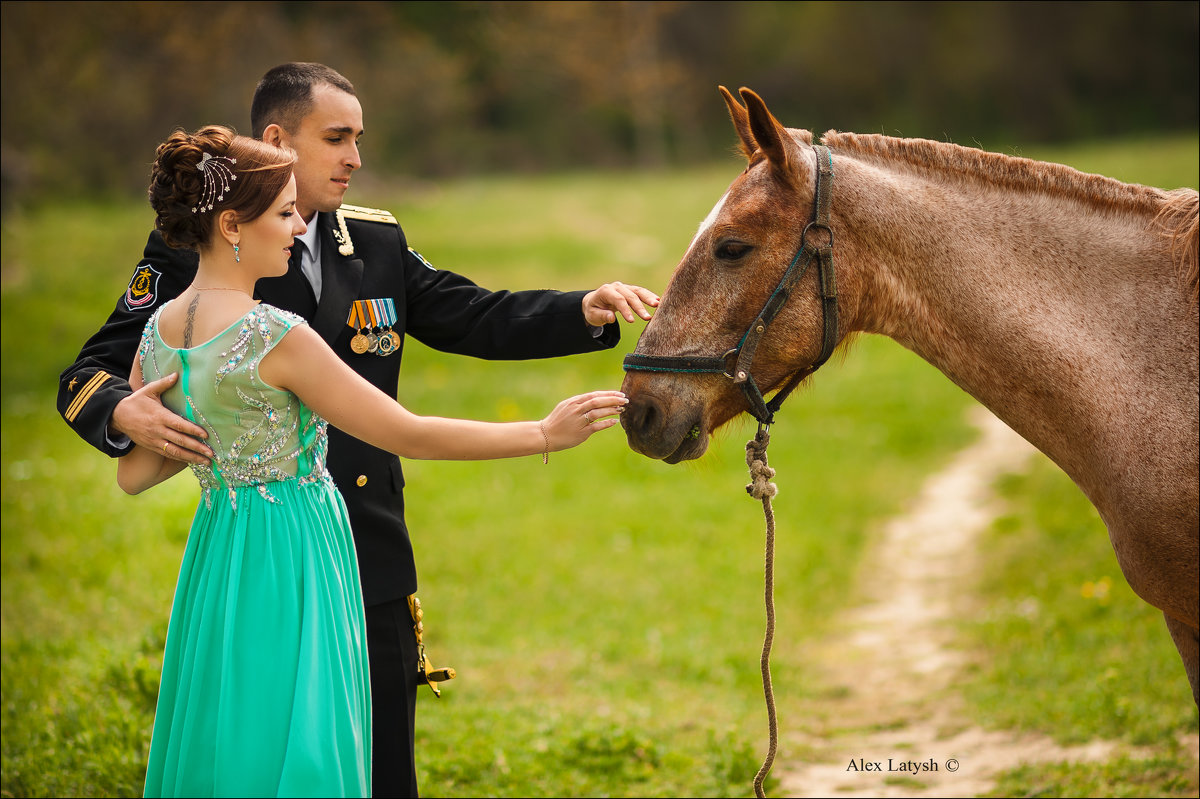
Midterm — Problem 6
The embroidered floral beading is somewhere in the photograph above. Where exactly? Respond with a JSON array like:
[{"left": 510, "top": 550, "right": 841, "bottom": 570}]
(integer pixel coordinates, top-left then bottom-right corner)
[
  {"left": 214, "top": 319, "right": 254, "bottom": 392},
  {"left": 140, "top": 304, "right": 332, "bottom": 510}
]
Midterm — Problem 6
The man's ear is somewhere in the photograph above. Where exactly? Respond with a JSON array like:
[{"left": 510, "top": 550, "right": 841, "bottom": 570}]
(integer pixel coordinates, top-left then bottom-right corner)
[{"left": 261, "top": 123, "right": 287, "bottom": 148}]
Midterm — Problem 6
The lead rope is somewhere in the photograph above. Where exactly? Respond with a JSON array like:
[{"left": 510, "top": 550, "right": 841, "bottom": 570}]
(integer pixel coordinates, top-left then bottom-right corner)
[{"left": 745, "top": 425, "right": 779, "bottom": 798}]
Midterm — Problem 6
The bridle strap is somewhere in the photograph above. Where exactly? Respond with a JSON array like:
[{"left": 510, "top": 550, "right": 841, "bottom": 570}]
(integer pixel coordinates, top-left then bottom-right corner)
[
  {"left": 624, "top": 145, "right": 839, "bottom": 427},
  {"left": 621, "top": 352, "right": 732, "bottom": 375}
]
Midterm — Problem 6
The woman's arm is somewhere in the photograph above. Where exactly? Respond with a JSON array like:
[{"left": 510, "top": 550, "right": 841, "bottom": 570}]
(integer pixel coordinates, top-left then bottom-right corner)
[
  {"left": 115, "top": 359, "right": 190, "bottom": 494},
  {"left": 259, "top": 324, "right": 626, "bottom": 462}
]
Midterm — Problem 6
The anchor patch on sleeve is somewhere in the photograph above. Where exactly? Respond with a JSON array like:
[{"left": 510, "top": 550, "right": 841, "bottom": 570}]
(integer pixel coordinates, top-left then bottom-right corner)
[
  {"left": 124, "top": 264, "right": 162, "bottom": 310},
  {"left": 409, "top": 248, "right": 435, "bottom": 272}
]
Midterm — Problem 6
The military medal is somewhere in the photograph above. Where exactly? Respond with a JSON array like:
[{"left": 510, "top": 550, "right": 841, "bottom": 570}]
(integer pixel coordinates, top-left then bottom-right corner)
[
  {"left": 376, "top": 327, "right": 396, "bottom": 355},
  {"left": 347, "top": 302, "right": 372, "bottom": 354},
  {"left": 351, "top": 330, "right": 370, "bottom": 354},
  {"left": 371, "top": 299, "right": 400, "bottom": 356},
  {"left": 369, "top": 299, "right": 391, "bottom": 355},
  {"left": 361, "top": 298, "right": 379, "bottom": 354}
]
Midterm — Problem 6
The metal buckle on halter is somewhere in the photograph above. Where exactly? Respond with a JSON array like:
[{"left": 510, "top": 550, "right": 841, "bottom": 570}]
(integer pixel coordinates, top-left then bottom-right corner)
[
  {"left": 801, "top": 220, "right": 834, "bottom": 250},
  {"left": 722, "top": 348, "right": 741, "bottom": 380}
]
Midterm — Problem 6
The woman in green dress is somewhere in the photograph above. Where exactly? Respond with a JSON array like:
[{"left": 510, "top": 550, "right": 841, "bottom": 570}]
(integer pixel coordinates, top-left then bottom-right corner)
[{"left": 118, "top": 125, "right": 627, "bottom": 797}]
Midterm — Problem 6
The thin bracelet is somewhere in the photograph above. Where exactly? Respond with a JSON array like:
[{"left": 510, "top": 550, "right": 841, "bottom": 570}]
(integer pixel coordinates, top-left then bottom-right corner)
[{"left": 539, "top": 420, "right": 550, "bottom": 465}]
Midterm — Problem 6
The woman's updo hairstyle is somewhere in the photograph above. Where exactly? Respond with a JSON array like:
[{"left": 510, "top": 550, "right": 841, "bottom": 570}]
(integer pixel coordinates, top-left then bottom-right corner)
[{"left": 149, "top": 125, "right": 297, "bottom": 250}]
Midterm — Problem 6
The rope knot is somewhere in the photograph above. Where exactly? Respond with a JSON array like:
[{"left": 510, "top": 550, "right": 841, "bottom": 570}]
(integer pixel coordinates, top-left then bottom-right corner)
[{"left": 745, "top": 431, "right": 778, "bottom": 500}]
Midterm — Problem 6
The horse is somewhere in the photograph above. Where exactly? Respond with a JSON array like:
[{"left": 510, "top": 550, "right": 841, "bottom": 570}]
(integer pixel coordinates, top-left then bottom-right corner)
[{"left": 620, "top": 86, "right": 1200, "bottom": 704}]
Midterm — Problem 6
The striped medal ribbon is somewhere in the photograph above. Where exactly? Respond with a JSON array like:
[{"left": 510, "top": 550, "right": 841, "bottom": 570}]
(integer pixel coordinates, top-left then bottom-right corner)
[{"left": 347, "top": 299, "right": 400, "bottom": 356}]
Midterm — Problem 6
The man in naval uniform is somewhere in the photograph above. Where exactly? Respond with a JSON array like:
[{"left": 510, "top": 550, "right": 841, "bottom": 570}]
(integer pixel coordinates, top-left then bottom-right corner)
[{"left": 57, "top": 62, "right": 658, "bottom": 798}]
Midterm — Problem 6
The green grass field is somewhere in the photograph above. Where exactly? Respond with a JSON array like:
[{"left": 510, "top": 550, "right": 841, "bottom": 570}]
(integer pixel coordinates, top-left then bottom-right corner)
[{"left": 2, "top": 134, "right": 1197, "bottom": 797}]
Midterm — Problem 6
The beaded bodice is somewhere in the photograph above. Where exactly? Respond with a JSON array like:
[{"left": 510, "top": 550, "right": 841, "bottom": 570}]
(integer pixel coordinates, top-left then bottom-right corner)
[{"left": 138, "top": 303, "right": 331, "bottom": 508}]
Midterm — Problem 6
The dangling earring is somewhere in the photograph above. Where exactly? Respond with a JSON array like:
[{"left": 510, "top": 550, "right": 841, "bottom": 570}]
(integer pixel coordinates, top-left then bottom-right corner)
[{"left": 234, "top": 244, "right": 240, "bottom": 263}]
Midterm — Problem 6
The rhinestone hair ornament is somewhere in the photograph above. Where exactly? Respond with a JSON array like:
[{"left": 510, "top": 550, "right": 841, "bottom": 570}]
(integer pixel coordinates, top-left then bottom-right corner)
[{"left": 191, "top": 152, "right": 238, "bottom": 213}]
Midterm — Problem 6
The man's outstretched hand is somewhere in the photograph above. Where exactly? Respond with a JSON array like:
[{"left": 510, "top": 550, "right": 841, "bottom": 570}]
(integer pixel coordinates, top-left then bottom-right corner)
[{"left": 582, "top": 282, "right": 660, "bottom": 327}]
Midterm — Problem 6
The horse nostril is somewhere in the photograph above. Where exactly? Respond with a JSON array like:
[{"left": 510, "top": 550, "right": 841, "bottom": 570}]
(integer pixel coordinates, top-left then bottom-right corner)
[{"left": 623, "top": 396, "right": 661, "bottom": 437}]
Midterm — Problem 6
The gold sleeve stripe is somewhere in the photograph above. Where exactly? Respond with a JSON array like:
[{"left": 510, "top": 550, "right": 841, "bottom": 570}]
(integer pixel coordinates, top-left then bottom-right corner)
[{"left": 65, "top": 371, "right": 112, "bottom": 423}]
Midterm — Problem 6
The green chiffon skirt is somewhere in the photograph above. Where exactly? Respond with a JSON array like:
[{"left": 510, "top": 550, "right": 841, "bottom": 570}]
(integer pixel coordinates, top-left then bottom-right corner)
[{"left": 143, "top": 478, "right": 371, "bottom": 797}]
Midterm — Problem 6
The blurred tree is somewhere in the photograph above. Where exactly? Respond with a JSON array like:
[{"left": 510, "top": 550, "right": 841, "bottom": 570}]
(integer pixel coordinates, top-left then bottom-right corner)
[
  {"left": 472, "top": 1, "right": 687, "bottom": 168},
  {"left": 1, "top": 0, "right": 1196, "bottom": 213},
  {"left": 2, "top": 1, "right": 280, "bottom": 209},
  {"left": 686, "top": 1, "right": 1199, "bottom": 145}
]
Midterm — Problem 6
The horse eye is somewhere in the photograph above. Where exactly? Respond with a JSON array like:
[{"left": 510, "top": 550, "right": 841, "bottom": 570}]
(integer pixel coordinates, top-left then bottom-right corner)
[{"left": 716, "top": 241, "right": 753, "bottom": 261}]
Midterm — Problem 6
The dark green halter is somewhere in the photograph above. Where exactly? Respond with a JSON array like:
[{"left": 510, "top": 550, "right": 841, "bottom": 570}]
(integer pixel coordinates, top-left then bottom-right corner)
[{"left": 623, "top": 144, "right": 840, "bottom": 428}]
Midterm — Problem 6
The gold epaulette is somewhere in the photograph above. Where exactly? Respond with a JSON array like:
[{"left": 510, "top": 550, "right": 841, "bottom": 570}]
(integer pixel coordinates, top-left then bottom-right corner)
[
  {"left": 332, "top": 204, "right": 398, "bottom": 256},
  {"left": 338, "top": 203, "right": 397, "bottom": 225}
]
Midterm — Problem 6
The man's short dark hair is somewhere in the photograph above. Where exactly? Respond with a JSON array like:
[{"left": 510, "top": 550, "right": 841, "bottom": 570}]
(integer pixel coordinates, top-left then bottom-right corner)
[{"left": 250, "top": 63, "right": 356, "bottom": 139}]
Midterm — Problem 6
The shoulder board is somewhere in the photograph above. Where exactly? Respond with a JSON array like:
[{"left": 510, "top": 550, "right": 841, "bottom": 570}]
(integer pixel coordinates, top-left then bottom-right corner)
[
  {"left": 332, "top": 204, "right": 398, "bottom": 256},
  {"left": 337, "top": 204, "right": 397, "bottom": 225}
]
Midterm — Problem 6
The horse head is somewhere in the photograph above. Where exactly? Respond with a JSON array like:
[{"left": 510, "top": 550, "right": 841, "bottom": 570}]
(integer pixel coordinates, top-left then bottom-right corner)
[{"left": 622, "top": 87, "right": 854, "bottom": 463}]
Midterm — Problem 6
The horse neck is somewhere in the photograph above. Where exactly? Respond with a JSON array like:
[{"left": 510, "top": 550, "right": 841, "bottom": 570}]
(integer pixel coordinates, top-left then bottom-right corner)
[
  {"left": 831, "top": 149, "right": 1197, "bottom": 525},
  {"left": 838, "top": 155, "right": 1174, "bottom": 343}
]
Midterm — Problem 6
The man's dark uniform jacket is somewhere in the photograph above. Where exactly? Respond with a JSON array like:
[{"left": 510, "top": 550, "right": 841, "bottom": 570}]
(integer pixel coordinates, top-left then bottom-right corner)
[{"left": 58, "top": 205, "right": 619, "bottom": 606}]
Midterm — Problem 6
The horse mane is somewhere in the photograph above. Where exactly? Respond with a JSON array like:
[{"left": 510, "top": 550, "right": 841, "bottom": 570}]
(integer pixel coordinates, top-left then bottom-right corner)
[
  {"left": 1155, "top": 190, "right": 1199, "bottom": 306},
  {"left": 820, "top": 130, "right": 1200, "bottom": 305}
]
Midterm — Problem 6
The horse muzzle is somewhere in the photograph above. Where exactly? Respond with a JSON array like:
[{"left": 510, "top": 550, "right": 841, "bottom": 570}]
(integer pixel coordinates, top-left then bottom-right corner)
[{"left": 619, "top": 386, "right": 710, "bottom": 463}]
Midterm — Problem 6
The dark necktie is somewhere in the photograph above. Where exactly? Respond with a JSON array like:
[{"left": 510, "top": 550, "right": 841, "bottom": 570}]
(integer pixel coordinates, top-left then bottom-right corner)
[
  {"left": 292, "top": 239, "right": 319, "bottom": 314},
  {"left": 256, "top": 239, "right": 317, "bottom": 319},
  {"left": 288, "top": 239, "right": 304, "bottom": 275}
]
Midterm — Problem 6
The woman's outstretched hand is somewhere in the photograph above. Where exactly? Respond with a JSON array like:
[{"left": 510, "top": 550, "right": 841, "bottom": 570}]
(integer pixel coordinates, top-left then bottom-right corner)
[{"left": 542, "top": 390, "right": 628, "bottom": 452}]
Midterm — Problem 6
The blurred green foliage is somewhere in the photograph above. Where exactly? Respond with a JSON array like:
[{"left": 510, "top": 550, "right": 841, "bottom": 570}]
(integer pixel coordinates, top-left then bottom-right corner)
[{"left": 2, "top": 1, "right": 1197, "bottom": 211}]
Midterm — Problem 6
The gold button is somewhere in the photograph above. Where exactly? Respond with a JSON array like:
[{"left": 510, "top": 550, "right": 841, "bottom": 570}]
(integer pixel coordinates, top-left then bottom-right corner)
[{"left": 356, "top": 475, "right": 368, "bottom": 487}]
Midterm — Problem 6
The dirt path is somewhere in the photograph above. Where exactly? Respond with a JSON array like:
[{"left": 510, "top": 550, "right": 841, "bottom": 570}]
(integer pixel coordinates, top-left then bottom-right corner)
[{"left": 773, "top": 406, "right": 1171, "bottom": 798}]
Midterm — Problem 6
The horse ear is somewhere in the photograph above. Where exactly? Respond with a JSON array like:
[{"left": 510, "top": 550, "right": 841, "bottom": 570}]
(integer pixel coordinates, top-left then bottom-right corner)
[
  {"left": 739, "top": 87, "right": 794, "bottom": 174},
  {"left": 719, "top": 85, "right": 755, "bottom": 160}
]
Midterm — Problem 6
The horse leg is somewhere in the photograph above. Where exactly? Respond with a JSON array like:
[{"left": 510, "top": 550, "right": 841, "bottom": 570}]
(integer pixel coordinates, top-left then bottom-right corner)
[{"left": 1163, "top": 613, "right": 1200, "bottom": 705}]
